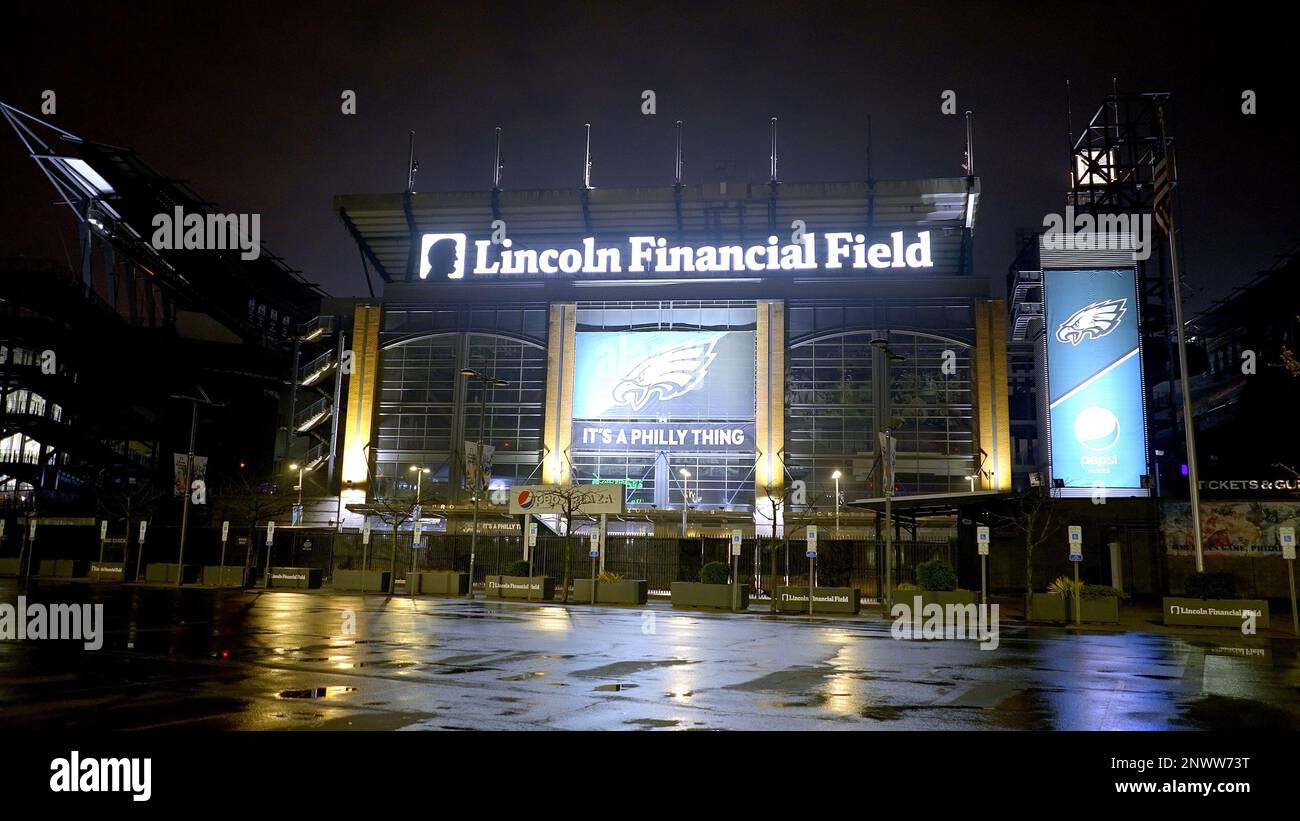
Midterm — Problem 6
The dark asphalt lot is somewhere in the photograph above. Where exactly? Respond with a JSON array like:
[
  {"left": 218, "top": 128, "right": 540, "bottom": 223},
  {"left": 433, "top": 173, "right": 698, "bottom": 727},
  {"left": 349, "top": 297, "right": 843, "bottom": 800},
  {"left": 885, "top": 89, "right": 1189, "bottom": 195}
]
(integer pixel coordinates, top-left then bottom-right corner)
[{"left": 1, "top": 579, "right": 1297, "bottom": 730}]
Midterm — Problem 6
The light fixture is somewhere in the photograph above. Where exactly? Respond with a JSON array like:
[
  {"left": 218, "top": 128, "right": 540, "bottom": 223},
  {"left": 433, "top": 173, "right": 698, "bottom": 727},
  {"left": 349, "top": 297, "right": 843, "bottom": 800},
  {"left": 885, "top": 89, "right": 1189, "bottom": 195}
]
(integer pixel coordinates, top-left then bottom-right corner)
[{"left": 831, "top": 470, "right": 842, "bottom": 480}]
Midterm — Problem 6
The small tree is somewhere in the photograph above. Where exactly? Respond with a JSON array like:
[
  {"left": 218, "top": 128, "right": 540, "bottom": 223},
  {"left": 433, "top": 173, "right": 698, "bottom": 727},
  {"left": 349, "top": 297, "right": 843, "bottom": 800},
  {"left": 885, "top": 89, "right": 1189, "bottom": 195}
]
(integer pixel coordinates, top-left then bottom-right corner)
[
  {"left": 366, "top": 486, "right": 444, "bottom": 594},
  {"left": 94, "top": 473, "right": 168, "bottom": 577},
  {"left": 988, "top": 484, "right": 1060, "bottom": 618},
  {"left": 213, "top": 476, "right": 297, "bottom": 581},
  {"left": 520, "top": 484, "right": 609, "bottom": 602}
]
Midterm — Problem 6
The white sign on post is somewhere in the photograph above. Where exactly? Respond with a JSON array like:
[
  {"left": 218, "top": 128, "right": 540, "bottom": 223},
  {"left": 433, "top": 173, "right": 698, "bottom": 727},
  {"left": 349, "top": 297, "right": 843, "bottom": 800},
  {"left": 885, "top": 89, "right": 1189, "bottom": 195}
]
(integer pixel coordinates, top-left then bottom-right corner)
[
  {"left": 362, "top": 520, "right": 371, "bottom": 545},
  {"left": 413, "top": 521, "right": 423, "bottom": 546},
  {"left": 589, "top": 530, "right": 600, "bottom": 558},
  {"left": 731, "top": 529, "right": 743, "bottom": 557},
  {"left": 30, "top": 520, "right": 37, "bottom": 539},
  {"left": 137, "top": 521, "right": 147, "bottom": 544},
  {"left": 527, "top": 521, "right": 538, "bottom": 548},
  {"left": 1280, "top": 526, "right": 1297, "bottom": 561},
  {"left": 265, "top": 521, "right": 275, "bottom": 546},
  {"left": 806, "top": 525, "right": 818, "bottom": 558},
  {"left": 1068, "top": 525, "right": 1083, "bottom": 561},
  {"left": 221, "top": 520, "right": 230, "bottom": 542},
  {"left": 100, "top": 520, "right": 109, "bottom": 540},
  {"left": 977, "top": 525, "right": 990, "bottom": 556}
]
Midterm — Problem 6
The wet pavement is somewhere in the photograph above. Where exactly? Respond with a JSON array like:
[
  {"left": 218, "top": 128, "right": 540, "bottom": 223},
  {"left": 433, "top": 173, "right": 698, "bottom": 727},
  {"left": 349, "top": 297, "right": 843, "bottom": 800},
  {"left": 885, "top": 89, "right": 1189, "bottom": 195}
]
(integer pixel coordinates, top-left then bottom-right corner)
[{"left": 1, "top": 579, "right": 1298, "bottom": 730}]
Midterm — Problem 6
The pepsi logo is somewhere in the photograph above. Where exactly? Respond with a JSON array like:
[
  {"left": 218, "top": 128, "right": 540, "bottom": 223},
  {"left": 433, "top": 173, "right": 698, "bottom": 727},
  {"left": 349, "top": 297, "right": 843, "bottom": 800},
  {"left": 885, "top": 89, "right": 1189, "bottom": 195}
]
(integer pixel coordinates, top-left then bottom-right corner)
[
  {"left": 516, "top": 489, "right": 533, "bottom": 509},
  {"left": 1074, "top": 406, "right": 1121, "bottom": 451}
]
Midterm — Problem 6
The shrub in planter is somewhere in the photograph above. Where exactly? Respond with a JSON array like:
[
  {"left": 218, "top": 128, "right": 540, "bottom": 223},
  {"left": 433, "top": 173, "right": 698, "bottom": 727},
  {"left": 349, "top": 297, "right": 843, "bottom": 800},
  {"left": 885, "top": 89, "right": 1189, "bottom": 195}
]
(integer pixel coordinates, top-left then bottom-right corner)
[
  {"left": 504, "top": 559, "right": 531, "bottom": 577},
  {"left": 896, "top": 582, "right": 919, "bottom": 592},
  {"left": 699, "top": 561, "right": 730, "bottom": 584},
  {"left": 916, "top": 559, "right": 957, "bottom": 592},
  {"left": 1184, "top": 571, "right": 1237, "bottom": 599},
  {"left": 1081, "top": 583, "right": 1124, "bottom": 599},
  {"left": 596, "top": 570, "right": 623, "bottom": 582}
]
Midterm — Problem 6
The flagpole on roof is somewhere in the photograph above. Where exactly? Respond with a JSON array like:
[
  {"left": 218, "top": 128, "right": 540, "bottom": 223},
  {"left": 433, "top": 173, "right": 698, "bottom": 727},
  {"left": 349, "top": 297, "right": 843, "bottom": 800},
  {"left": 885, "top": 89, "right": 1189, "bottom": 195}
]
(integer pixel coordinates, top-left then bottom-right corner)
[{"left": 1156, "top": 98, "right": 1205, "bottom": 572}]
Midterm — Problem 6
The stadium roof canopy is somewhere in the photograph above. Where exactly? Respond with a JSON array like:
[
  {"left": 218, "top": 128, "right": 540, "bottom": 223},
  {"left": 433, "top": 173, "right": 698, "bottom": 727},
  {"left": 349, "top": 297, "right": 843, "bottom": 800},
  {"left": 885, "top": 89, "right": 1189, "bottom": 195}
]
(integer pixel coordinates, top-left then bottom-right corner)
[{"left": 1, "top": 101, "right": 325, "bottom": 344}]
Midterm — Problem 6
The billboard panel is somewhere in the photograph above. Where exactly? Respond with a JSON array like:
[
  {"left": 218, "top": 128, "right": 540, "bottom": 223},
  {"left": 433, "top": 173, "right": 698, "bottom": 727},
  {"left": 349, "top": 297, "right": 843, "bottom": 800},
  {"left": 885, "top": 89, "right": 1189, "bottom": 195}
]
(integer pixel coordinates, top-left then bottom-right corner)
[
  {"left": 573, "top": 330, "right": 754, "bottom": 419},
  {"left": 1044, "top": 268, "right": 1147, "bottom": 489}
]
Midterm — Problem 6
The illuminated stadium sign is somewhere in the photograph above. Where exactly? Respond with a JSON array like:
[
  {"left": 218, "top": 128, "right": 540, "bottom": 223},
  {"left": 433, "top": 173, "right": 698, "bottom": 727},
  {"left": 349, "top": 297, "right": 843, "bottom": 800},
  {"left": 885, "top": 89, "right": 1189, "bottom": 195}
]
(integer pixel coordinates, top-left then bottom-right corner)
[
  {"left": 1044, "top": 268, "right": 1148, "bottom": 489},
  {"left": 419, "top": 231, "right": 934, "bottom": 279},
  {"left": 572, "top": 330, "right": 755, "bottom": 453}
]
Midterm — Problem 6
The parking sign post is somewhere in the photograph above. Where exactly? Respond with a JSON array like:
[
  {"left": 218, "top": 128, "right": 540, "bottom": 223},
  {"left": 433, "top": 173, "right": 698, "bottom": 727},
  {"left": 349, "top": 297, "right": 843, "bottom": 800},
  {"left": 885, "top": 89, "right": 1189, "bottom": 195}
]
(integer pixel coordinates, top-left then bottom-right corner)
[
  {"left": 1280, "top": 526, "right": 1297, "bottom": 634},
  {"left": 806, "top": 525, "right": 819, "bottom": 616},
  {"left": 977, "top": 525, "right": 990, "bottom": 606},
  {"left": 1068, "top": 525, "right": 1083, "bottom": 626}
]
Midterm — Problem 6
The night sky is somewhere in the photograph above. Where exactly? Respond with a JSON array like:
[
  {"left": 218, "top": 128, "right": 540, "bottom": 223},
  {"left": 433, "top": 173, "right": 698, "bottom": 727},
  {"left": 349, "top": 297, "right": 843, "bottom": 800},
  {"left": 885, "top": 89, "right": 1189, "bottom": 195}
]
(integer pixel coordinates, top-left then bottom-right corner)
[{"left": 2, "top": 1, "right": 1293, "bottom": 310}]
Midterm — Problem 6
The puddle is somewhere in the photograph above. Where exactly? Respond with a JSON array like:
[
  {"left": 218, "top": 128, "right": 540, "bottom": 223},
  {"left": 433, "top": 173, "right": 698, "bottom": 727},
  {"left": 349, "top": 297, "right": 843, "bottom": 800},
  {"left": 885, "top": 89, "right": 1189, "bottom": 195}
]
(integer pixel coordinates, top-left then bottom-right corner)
[
  {"left": 430, "top": 666, "right": 491, "bottom": 675},
  {"left": 276, "top": 686, "right": 357, "bottom": 699},
  {"left": 573, "top": 659, "right": 693, "bottom": 678},
  {"left": 499, "top": 672, "right": 546, "bottom": 681},
  {"left": 624, "top": 718, "right": 679, "bottom": 728},
  {"left": 594, "top": 683, "right": 639, "bottom": 692}
]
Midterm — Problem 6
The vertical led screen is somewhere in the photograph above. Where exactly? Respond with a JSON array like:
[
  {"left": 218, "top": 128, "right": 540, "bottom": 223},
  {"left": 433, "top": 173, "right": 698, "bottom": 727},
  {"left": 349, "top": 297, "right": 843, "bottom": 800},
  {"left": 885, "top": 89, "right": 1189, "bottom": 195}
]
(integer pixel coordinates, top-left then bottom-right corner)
[
  {"left": 1044, "top": 268, "right": 1147, "bottom": 489},
  {"left": 572, "top": 331, "right": 756, "bottom": 450}
]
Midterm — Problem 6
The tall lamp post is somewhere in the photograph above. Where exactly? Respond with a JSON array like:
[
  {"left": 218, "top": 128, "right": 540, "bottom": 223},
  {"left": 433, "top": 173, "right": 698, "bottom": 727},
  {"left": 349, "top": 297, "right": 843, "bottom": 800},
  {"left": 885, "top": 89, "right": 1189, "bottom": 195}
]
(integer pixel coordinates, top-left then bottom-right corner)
[
  {"left": 831, "top": 469, "right": 842, "bottom": 538},
  {"left": 870, "top": 337, "right": 906, "bottom": 606},
  {"left": 679, "top": 468, "right": 691, "bottom": 537},
  {"left": 408, "top": 465, "right": 429, "bottom": 577},
  {"left": 461, "top": 369, "right": 509, "bottom": 599},
  {"left": 170, "top": 387, "right": 222, "bottom": 588}
]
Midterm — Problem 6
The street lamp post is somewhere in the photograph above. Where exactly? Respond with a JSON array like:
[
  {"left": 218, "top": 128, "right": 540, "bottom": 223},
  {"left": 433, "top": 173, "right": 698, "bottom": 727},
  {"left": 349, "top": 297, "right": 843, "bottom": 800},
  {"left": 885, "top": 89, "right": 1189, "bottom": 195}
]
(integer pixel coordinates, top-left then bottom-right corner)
[
  {"left": 679, "top": 468, "right": 691, "bottom": 537},
  {"left": 170, "top": 387, "right": 221, "bottom": 588},
  {"left": 871, "top": 337, "right": 906, "bottom": 607},
  {"left": 408, "top": 465, "right": 429, "bottom": 579},
  {"left": 831, "top": 469, "right": 842, "bottom": 539},
  {"left": 462, "top": 369, "right": 509, "bottom": 599}
]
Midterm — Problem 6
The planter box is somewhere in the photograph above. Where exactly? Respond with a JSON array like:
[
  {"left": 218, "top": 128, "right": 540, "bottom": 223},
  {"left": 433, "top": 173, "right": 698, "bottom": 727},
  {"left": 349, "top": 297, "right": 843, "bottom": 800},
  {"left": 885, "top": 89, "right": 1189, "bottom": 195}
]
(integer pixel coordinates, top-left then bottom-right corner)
[
  {"left": 772, "top": 586, "right": 861, "bottom": 614},
  {"left": 37, "top": 559, "right": 87, "bottom": 578},
  {"left": 409, "top": 571, "right": 469, "bottom": 596},
  {"left": 1163, "top": 597, "right": 1270, "bottom": 629},
  {"left": 145, "top": 563, "right": 199, "bottom": 584},
  {"left": 267, "top": 567, "right": 322, "bottom": 589},
  {"left": 1031, "top": 593, "right": 1121, "bottom": 623},
  {"left": 0, "top": 558, "right": 20, "bottom": 576},
  {"left": 36, "top": 558, "right": 88, "bottom": 576},
  {"left": 332, "top": 569, "right": 392, "bottom": 592},
  {"left": 670, "top": 582, "right": 750, "bottom": 611},
  {"left": 894, "top": 589, "right": 979, "bottom": 608},
  {"left": 202, "top": 566, "right": 248, "bottom": 587},
  {"left": 485, "top": 575, "right": 554, "bottom": 600},
  {"left": 88, "top": 562, "right": 127, "bottom": 582},
  {"left": 572, "top": 579, "right": 649, "bottom": 605}
]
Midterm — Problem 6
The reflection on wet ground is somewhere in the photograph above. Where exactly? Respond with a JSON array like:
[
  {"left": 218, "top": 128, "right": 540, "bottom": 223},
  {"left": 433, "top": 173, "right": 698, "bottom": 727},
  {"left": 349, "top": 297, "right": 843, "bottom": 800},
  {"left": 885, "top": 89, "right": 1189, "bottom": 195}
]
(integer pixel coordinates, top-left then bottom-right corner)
[{"left": 0, "top": 580, "right": 1297, "bottom": 730}]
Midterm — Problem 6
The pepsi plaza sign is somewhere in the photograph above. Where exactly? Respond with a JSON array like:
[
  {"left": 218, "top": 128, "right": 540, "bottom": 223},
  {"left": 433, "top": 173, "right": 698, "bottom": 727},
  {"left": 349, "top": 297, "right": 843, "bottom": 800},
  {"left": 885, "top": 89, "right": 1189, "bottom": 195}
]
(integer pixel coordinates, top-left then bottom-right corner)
[
  {"left": 419, "top": 231, "right": 934, "bottom": 278},
  {"left": 1043, "top": 268, "right": 1148, "bottom": 489}
]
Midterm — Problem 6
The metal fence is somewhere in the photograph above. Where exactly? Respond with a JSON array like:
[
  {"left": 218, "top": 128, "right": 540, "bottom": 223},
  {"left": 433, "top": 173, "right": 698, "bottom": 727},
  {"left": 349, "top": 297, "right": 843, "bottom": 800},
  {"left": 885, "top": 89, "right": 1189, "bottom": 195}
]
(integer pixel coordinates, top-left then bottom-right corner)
[{"left": 19, "top": 524, "right": 953, "bottom": 597}]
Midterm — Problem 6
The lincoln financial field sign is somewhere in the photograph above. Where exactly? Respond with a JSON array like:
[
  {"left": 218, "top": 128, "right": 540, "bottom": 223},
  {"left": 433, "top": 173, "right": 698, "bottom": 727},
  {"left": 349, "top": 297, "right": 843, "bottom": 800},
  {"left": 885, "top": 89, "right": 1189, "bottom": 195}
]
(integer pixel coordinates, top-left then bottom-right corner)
[
  {"left": 418, "top": 230, "right": 935, "bottom": 279},
  {"left": 572, "top": 330, "right": 756, "bottom": 454}
]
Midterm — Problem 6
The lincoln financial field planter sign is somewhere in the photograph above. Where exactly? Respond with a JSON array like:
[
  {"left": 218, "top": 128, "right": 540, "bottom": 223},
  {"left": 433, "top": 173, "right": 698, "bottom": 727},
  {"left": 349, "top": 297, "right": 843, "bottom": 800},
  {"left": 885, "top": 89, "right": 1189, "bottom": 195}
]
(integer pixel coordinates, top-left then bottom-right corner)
[
  {"left": 486, "top": 575, "right": 556, "bottom": 600},
  {"left": 772, "top": 586, "right": 861, "bottom": 614},
  {"left": 1162, "top": 598, "right": 1270, "bottom": 628}
]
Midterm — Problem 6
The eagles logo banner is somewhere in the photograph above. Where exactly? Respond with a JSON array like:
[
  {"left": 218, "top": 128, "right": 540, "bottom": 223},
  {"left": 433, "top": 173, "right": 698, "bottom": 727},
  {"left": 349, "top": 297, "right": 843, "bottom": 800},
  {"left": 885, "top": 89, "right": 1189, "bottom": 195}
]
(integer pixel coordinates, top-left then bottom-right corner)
[
  {"left": 1044, "top": 268, "right": 1148, "bottom": 489},
  {"left": 573, "top": 331, "right": 755, "bottom": 419}
]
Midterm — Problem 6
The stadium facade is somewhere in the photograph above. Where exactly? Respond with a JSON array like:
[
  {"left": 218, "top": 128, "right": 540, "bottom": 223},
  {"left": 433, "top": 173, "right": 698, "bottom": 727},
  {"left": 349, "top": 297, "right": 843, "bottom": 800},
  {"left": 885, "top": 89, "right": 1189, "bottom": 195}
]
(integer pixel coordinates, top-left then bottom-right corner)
[{"left": 335, "top": 176, "right": 1012, "bottom": 536}]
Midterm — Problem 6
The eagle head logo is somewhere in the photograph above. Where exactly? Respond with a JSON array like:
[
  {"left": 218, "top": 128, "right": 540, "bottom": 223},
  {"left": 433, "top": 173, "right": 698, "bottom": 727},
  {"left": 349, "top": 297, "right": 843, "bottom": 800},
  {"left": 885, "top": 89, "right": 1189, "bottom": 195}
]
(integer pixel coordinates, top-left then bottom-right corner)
[
  {"left": 611, "top": 338, "right": 718, "bottom": 412},
  {"left": 1056, "top": 298, "right": 1127, "bottom": 345}
]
